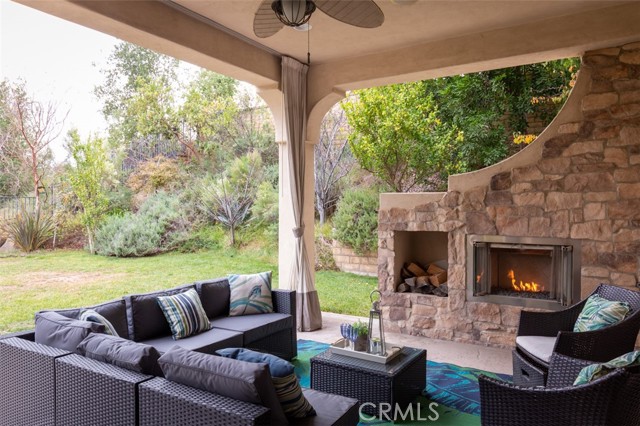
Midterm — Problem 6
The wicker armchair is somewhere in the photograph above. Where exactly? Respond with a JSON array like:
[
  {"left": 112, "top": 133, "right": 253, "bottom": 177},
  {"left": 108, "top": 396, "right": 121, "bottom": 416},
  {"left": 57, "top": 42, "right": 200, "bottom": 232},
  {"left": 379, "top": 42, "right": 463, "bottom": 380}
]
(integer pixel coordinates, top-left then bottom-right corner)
[
  {"left": 479, "top": 357, "right": 627, "bottom": 426},
  {"left": 513, "top": 284, "right": 640, "bottom": 386},
  {"left": 545, "top": 353, "right": 640, "bottom": 426}
]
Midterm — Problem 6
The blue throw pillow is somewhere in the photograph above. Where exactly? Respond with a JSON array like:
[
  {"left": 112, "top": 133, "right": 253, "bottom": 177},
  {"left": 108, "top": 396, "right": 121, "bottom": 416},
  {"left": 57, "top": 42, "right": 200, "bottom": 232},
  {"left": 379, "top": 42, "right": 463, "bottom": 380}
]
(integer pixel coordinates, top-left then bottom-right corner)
[
  {"left": 217, "top": 348, "right": 316, "bottom": 419},
  {"left": 157, "top": 289, "right": 211, "bottom": 340},
  {"left": 79, "top": 309, "right": 119, "bottom": 336}
]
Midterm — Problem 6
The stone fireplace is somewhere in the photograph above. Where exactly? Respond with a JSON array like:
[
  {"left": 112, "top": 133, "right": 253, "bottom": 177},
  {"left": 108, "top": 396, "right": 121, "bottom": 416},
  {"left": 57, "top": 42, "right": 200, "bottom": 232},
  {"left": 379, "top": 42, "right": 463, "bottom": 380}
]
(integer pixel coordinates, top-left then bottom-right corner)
[{"left": 378, "top": 42, "right": 640, "bottom": 348}]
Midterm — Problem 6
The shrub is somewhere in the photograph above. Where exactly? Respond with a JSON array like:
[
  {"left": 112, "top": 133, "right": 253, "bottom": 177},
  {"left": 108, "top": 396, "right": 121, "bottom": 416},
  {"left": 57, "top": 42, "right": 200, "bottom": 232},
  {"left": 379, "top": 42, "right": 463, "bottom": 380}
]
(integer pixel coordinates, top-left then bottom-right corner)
[
  {"left": 93, "top": 192, "right": 186, "bottom": 257},
  {"left": 199, "top": 151, "right": 263, "bottom": 246},
  {"left": 315, "top": 221, "right": 338, "bottom": 271},
  {"left": 94, "top": 213, "right": 162, "bottom": 257},
  {"left": 127, "top": 156, "right": 184, "bottom": 195},
  {"left": 250, "top": 181, "right": 278, "bottom": 240},
  {"left": 333, "top": 188, "right": 379, "bottom": 255},
  {"left": 137, "top": 191, "right": 182, "bottom": 230},
  {"left": 1, "top": 209, "right": 55, "bottom": 253},
  {"left": 177, "top": 225, "right": 225, "bottom": 253}
]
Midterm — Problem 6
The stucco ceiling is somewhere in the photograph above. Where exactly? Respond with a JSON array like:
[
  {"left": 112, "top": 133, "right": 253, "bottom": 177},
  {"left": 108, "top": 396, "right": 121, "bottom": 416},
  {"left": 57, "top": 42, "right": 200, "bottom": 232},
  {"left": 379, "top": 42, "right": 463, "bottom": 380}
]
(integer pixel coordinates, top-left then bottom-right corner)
[
  {"left": 171, "top": 0, "right": 625, "bottom": 64},
  {"left": 16, "top": 0, "right": 640, "bottom": 102}
]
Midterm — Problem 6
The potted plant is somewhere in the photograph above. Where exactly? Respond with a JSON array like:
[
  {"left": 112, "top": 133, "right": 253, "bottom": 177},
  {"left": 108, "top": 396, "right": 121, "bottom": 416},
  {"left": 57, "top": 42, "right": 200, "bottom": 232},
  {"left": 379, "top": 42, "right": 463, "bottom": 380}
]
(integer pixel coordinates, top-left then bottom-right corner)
[{"left": 352, "top": 320, "right": 369, "bottom": 352}]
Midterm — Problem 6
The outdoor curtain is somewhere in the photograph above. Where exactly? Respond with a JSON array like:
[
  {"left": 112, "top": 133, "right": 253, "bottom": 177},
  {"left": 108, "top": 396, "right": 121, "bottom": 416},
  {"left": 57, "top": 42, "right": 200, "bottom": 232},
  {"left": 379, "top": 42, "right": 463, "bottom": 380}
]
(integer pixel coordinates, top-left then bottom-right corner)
[{"left": 282, "top": 56, "right": 322, "bottom": 331}]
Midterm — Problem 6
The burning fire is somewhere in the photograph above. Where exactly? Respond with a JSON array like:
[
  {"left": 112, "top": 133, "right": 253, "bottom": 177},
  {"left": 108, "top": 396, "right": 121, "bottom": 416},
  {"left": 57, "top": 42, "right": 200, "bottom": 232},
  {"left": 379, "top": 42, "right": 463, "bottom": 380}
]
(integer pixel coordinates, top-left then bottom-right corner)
[{"left": 508, "top": 269, "right": 543, "bottom": 292}]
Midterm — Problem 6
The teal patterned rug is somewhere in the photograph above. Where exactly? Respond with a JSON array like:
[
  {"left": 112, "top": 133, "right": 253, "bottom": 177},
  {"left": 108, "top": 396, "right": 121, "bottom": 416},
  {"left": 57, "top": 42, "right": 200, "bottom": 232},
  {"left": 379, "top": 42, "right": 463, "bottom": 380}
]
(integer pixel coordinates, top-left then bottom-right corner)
[{"left": 294, "top": 339, "right": 512, "bottom": 425}]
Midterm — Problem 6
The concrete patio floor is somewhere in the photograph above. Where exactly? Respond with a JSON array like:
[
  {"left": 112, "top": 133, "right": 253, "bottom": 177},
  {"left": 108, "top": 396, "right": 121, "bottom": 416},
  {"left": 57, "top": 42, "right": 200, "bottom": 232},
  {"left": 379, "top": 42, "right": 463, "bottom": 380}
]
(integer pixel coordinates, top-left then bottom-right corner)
[{"left": 299, "top": 312, "right": 513, "bottom": 375}]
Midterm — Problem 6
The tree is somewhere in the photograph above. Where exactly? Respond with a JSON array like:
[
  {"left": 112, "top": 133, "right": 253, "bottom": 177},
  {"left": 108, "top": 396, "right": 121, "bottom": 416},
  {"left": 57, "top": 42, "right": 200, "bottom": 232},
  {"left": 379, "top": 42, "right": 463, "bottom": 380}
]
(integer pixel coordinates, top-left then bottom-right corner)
[
  {"left": 66, "top": 130, "right": 114, "bottom": 253},
  {"left": 342, "top": 59, "right": 578, "bottom": 190},
  {"left": 94, "top": 42, "right": 179, "bottom": 145},
  {"left": 424, "top": 59, "right": 579, "bottom": 169},
  {"left": 0, "top": 81, "right": 67, "bottom": 208},
  {"left": 314, "top": 104, "right": 354, "bottom": 224},
  {"left": 0, "top": 80, "right": 29, "bottom": 195},
  {"left": 199, "top": 151, "right": 263, "bottom": 245},
  {"left": 231, "top": 86, "right": 276, "bottom": 166},
  {"left": 342, "top": 83, "right": 464, "bottom": 192},
  {"left": 176, "top": 70, "right": 238, "bottom": 163}
]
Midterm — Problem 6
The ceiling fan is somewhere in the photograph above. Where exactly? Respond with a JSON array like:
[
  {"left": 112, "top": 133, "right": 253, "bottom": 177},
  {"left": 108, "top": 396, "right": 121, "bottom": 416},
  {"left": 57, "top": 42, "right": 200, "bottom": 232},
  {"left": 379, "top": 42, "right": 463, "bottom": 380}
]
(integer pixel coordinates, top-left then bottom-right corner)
[{"left": 253, "top": 0, "right": 385, "bottom": 38}]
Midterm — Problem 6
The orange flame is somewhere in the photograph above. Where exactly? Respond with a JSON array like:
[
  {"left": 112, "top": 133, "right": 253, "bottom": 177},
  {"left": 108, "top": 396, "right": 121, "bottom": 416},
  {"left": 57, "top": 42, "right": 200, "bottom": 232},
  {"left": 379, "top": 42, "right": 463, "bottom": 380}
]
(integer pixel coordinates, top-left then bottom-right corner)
[{"left": 508, "top": 269, "right": 543, "bottom": 292}]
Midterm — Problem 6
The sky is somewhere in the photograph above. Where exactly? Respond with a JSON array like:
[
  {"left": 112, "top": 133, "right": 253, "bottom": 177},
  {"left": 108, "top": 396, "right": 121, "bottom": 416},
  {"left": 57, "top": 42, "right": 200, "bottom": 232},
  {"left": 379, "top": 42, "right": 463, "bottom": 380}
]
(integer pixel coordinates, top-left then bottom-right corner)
[{"left": 0, "top": 0, "right": 118, "bottom": 160}]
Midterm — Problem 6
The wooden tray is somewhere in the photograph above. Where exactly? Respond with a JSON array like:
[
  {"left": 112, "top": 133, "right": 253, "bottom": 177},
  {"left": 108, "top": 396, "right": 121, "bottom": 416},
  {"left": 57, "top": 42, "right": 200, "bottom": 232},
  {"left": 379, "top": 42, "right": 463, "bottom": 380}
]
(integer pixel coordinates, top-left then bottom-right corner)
[{"left": 330, "top": 338, "right": 403, "bottom": 364}]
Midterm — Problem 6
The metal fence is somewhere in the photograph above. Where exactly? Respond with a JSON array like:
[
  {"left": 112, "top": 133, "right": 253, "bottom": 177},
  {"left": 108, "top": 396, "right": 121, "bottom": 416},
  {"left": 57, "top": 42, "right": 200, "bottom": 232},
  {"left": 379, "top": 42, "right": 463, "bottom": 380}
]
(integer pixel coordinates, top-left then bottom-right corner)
[{"left": 0, "top": 196, "right": 37, "bottom": 221}]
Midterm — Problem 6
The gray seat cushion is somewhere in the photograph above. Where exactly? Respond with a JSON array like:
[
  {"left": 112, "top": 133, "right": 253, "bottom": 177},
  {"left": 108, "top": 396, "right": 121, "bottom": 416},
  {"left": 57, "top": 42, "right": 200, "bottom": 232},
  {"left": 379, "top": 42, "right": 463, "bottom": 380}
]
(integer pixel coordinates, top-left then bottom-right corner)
[
  {"left": 124, "top": 284, "right": 195, "bottom": 341},
  {"left": 195, "top": 278, "right": 230, "bottom": 318},
  {"left": 516, "top": 335, "right": 557, "bottom": 363},
  {"left": 209, "top": 313, "right": 292, "bottom": 344},
  {"left": 76, "top": 333, "right": 163, "bottom": 376},
  {"left": 295, "top": 389, "right": 358, "bottom": 426},
  {"left": 141, "top": 328, "right": 243, "bottom": 355},
  {"left": 158, "top": 345, "right": 288, "bottom": 425}
]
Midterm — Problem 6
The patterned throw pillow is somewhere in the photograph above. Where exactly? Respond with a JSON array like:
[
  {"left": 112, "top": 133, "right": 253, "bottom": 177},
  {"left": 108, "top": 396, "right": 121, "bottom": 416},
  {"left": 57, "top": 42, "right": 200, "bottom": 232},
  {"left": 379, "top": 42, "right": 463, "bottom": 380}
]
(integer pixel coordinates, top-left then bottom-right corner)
[
  {"left": 216, "top": 348, "right": 316, "bottom": 419},
  {"left": 228, "top": 272, "right": 274, "bottom": 316},
  {"left": 157, "top": 288, "right": 211, "bottom": 340},
  {"left": 573, "top": 294, "right": 630, "bottom": 332},
  {"left": 79, "top": 309, "right": 119, "bottom": 336},
  {"left": 574, "top": 350, "right": 640, "bottom": 385}
]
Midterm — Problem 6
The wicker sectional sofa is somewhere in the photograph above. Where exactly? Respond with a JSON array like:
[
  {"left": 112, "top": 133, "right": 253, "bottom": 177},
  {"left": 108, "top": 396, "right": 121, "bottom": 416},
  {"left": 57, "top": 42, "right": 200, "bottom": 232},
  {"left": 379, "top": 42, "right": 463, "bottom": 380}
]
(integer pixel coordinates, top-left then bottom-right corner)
[
  {"left": 36, "top": 277, "right": 298, "bottom": 360},
  {"left": 0, "top": 277, "right": 360, "bottom": 426}
]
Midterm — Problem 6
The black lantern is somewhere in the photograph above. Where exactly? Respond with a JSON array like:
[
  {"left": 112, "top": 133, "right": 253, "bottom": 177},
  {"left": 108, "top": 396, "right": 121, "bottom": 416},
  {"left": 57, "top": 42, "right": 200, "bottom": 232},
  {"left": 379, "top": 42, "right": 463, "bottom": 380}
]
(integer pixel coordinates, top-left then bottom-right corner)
[{"left": 367, "top": 290, "right": 386, "bottom": 356}]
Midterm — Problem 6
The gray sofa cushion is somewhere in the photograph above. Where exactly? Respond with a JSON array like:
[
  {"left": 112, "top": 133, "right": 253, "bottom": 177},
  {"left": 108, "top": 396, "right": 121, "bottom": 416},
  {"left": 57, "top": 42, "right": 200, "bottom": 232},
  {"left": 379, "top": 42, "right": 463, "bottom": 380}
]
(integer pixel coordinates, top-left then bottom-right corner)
[
  {"left": 195, "top": 278, "right": 230, "bottom": 318},
  {"left": 209, "top": 313, "right": 292, "bottom": 344},
  {"left": 39, "top": 298, "right": 129, "bottom": 339},
  {"left": 297, "top": 389, "right": 359, "bottom": 426},
  {"left": 158, "top": 346, "right": 288, "bottom": 424},
  {"left": 76, "top": 333, "right": 163, "bottom": 376},
  {"left": 124, "top": 284, "right": 195, "bottom": 342},
  {"left": 142, "top": 328, "right": 243, "bottom": 355},
  {"left": 35, "top": 311, "right": 104, "bottom": 351}
]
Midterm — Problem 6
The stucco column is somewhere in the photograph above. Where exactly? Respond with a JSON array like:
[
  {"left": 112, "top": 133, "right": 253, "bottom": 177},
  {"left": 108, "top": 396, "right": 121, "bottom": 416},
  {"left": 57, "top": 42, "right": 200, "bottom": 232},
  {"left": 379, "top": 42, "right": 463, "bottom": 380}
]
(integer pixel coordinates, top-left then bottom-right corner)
[{"left": 258, "top": 86, "right": 316, "bottom": 291}]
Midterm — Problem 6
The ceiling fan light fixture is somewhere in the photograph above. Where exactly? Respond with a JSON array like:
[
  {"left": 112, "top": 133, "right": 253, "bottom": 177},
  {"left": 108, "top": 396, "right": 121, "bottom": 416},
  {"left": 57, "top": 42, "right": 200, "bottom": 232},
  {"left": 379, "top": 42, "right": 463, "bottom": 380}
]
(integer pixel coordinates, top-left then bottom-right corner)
[{"left": 272, "top": 0, "right": 316, "bottom": 27}]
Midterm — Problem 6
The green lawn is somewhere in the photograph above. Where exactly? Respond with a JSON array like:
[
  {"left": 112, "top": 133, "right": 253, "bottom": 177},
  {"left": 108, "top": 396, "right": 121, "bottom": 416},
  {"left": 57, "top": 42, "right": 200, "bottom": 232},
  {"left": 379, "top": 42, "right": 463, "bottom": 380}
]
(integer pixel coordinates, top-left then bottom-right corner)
[{"left": 0, "top": 249, "right": 377, "bottom": 333}]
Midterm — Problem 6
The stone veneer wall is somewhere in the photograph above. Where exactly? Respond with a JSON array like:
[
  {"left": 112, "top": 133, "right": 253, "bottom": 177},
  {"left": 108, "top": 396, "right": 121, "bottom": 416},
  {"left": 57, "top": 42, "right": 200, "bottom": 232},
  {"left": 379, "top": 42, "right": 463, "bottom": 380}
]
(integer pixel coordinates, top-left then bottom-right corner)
[{"left": 378, "top": 42, "right": 640, "bottom": 348}]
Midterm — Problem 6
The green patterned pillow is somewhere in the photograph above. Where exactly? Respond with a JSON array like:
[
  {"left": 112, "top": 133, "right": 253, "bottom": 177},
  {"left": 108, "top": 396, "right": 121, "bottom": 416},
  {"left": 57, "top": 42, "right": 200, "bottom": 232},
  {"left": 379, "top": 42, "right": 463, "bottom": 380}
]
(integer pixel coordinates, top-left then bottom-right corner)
[
  {"left": 157, "top": 288, "right": 211, "bottom": 340},
  {"left": 573, "top": 294, "right": 630, "bottom": 332},
  {"left": 228, "top": 272, "right": 274, "bottom": 316},
  {"left": 574, "top": 350, "right": 640, "bottom": 385}
]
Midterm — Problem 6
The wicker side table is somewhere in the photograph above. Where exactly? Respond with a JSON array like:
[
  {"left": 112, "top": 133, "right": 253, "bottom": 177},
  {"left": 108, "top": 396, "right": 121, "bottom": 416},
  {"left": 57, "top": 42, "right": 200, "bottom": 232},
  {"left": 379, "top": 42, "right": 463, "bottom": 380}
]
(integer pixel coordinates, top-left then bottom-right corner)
[{"left": 310, "top": 346, "right": 426, "bottom": 417}]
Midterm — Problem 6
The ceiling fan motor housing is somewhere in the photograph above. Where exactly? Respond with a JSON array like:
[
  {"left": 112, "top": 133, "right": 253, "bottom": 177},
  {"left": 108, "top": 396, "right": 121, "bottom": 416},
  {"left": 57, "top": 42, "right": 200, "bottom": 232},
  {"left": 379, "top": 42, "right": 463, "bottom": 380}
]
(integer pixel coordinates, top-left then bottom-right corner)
[{"left": 272, "top": 0, "right": 316, "bottom": 27}]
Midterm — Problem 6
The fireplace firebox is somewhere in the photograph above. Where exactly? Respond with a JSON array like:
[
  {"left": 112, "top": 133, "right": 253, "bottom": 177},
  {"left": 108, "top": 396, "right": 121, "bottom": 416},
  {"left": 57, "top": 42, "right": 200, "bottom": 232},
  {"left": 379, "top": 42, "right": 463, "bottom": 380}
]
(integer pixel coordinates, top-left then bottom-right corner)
[{"left": 467, "top": 235, "right": 581, "bottom": 310}]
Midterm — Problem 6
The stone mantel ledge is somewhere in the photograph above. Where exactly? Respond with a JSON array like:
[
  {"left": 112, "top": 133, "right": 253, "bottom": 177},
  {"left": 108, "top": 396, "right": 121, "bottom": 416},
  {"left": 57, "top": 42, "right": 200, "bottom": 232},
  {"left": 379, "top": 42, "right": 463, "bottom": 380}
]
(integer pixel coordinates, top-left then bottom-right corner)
[{"left": 380, "top": 192, "right": 446, "bottom": 211}]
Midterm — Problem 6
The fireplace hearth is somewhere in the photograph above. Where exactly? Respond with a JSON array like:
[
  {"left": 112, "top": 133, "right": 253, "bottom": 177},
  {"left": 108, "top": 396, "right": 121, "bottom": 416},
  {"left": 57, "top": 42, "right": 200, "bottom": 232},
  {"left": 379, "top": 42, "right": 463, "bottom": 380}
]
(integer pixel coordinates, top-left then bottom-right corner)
[{"left": 467, "top": 235, "right": 581, "bottom": 310}]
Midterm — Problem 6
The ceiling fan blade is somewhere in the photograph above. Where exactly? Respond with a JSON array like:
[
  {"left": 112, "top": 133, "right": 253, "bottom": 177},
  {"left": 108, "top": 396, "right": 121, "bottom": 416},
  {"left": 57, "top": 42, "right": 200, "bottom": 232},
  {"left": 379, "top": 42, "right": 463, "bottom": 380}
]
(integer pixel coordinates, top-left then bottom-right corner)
[
  {"left": 254, "top": 0, "right": 284, "bottom": 38},
  {"left": 314, "top": 0, "right": 384, "bottom": 28}
]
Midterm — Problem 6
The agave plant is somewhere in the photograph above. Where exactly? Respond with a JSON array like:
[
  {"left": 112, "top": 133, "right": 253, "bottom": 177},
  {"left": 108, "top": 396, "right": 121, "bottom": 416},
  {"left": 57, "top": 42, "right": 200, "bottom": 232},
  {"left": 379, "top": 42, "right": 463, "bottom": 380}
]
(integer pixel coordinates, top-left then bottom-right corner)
[{"left": 1, "top": 208, "right": 55, "bottom": 253}]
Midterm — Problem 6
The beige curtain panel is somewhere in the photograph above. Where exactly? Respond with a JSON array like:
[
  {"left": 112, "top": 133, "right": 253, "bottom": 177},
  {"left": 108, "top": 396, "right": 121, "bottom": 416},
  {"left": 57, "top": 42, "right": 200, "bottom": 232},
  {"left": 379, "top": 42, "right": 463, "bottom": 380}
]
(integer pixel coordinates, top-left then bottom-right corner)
[{"left": 282, "top": 56, "right": 322, "bottom": 332}]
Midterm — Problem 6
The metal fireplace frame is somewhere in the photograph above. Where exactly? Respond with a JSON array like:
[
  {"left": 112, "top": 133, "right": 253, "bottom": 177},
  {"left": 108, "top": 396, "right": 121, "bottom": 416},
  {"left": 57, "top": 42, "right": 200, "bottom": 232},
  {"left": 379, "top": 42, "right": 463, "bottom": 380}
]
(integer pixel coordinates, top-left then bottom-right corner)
[{"left": 466, "top": 235, "right": 581, "bottom": 311}]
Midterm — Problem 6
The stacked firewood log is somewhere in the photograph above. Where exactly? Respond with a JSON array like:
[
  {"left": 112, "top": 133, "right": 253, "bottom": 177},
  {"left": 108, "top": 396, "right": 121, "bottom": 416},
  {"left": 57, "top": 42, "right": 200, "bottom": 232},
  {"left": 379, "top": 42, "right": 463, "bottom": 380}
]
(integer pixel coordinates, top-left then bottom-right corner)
[{"left": 397, "top": 262, "right": 448, "bottom": 297}]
